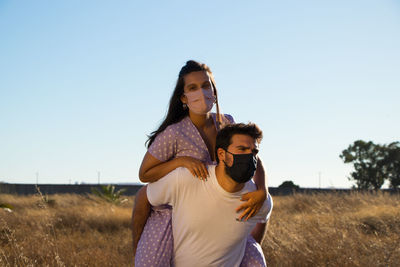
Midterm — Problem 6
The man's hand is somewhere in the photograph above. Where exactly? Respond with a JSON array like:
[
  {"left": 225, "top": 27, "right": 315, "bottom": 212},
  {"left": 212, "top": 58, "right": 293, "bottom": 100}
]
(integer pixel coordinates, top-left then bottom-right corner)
[{"left": 236, "top": 189, "right": 266, "bottom": 221}]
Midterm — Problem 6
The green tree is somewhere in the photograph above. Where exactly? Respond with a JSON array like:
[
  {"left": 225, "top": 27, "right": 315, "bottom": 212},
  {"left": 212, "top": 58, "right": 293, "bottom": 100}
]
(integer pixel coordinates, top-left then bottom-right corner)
[
  {"left": 340, "top": 140, "right": 387, "bottom": 189},
  {"left": 340, "top": 140, "right": 400, "bottom": 189},
  {"left": 278, "top": 180, "right": 300, "bottom": 190},
  {"left": 385, "top": 142, "right": 400, "bottom": 189}
]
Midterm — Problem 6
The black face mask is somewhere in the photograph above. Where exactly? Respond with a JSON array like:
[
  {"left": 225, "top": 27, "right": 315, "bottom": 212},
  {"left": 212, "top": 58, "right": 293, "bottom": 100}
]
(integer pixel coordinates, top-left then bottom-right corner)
[{"left": 223, "top": 150, "right": 257, "bottom": 183}]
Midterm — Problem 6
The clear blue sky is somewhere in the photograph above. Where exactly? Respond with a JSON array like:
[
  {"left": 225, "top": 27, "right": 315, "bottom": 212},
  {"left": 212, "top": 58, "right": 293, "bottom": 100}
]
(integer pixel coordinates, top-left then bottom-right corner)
[{"left": 1, "top": 0, "right": 399, "bottom": 188}]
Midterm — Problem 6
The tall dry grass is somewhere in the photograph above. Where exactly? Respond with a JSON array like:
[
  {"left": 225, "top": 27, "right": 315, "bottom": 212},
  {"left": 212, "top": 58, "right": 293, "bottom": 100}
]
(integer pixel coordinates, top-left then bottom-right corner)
[
  {"left": 0, "top": 192, "right": 134, "bottom": 266},
  {"left": 263, "top": 192, "right": 400, "bottom": 266},
  {"left": 1, "top": 191, "right": 399, "bottom": 266}
]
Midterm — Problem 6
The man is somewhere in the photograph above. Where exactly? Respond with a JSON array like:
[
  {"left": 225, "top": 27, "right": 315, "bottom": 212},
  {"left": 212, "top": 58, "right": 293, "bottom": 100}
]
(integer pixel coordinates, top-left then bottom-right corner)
[{"left": 136, "top": 123, "right": 273, "bottom": 267}]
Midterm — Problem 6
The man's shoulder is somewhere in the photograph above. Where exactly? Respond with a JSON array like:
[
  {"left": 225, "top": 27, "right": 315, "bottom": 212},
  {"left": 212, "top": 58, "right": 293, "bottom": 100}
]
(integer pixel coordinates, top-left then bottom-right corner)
[
  {"left": 175, "top": 166, "right": 191, "bottom": 175},
  {"left": 152, "top": 167, "right": 189, "bottom": 185},
  {"left": 165, "top": 167, "right": 190, "bottom": 179},
  {"left": 173, "top": 167, "right": 196, "bottom": 183}
]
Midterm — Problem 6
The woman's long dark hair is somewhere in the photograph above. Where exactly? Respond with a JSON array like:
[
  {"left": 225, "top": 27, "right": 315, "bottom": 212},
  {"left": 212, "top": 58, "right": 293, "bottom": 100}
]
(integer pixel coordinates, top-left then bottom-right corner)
[{"left": 146, "top": 60, "right": 223, "bottom": 148}]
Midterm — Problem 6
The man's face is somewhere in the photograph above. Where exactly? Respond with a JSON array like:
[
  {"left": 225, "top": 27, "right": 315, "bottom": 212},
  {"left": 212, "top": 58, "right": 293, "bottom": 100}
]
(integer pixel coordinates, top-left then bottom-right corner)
[{"left": 223, "top": 134, "right": 259, "bottom": 167}]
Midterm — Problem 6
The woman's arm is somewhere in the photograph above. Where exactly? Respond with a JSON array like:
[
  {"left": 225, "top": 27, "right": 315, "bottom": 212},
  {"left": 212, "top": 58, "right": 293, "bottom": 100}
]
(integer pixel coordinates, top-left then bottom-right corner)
[
  {"left": 253, "top": 157, "right": 267, "bottom": 191},
  {"left": 139, "top": 152, "right": 209, "bottom": 183},
  {"left": 139, "top": 152, "right": 181, "bottom": 183}
]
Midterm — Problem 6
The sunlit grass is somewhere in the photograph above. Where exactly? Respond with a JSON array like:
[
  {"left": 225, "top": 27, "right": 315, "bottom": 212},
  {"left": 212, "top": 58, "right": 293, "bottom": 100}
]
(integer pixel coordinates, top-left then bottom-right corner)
[
  {"left": 263, "top": 192, "right": 400, "bottom": 266},
  {"left": 1, "top": 192, "right": 399, "bottom": 266}
]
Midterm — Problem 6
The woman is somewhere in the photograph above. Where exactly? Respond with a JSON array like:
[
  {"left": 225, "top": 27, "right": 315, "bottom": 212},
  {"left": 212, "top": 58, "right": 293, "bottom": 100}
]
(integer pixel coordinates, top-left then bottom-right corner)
[{"left": 132, "top": 60, "right": 269, "bottom": 266}]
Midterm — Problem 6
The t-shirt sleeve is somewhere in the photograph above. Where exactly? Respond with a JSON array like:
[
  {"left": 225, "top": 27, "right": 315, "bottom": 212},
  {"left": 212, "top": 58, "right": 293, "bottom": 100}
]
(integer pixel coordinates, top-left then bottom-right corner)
[
  {"left": 148, "top": 126, "right": 177, "bottom": 162},
  {"left": 257, "top": 193, "right": 273, "bottom": 223},
  {"left": 146, "top": 168, "right": 182, "bottom": 207}
]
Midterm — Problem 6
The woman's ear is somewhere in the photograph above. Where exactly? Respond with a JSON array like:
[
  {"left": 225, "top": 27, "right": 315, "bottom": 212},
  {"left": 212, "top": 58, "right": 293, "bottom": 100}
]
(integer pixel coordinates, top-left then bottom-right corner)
[{"left": 180, "top": 94, "right": 187, "bottom": 104}]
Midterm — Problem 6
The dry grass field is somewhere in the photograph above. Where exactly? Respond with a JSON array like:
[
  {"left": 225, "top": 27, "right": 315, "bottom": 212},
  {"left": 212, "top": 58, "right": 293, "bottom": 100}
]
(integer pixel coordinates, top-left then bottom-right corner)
[{"left": 1, "top": 191, "right": 399, "bottom": 266}]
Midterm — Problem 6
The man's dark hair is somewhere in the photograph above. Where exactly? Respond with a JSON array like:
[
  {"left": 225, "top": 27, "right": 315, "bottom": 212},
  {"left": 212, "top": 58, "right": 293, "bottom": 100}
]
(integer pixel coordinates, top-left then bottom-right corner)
[{"left": 215, "top": 123, "right": 263, "bottom": 163}]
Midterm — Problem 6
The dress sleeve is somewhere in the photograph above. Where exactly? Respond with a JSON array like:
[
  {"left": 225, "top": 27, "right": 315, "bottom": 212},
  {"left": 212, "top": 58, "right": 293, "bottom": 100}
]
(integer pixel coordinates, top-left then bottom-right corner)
[
  {"left": 148, "top": 126, "right": 177, "bottom": 162},
  {"left": 223, "top": 114, "right": 235, "bottom": 124}
]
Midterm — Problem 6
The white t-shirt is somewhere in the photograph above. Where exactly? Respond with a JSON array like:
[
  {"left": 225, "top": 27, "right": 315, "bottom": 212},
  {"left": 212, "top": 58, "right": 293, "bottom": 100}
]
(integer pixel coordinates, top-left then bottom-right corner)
[{"left": 147, "top": 165, "right": 273, "bottom": 267}]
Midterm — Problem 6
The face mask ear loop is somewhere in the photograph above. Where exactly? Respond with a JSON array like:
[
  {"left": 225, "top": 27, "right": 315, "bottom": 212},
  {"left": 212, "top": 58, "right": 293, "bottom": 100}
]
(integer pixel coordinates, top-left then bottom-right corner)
[
  {"left": 223, "top": 150, "right": 234, "bottom": 167},
  {"left": 225, "top": 150, "right": 233, "bottom": 155}
]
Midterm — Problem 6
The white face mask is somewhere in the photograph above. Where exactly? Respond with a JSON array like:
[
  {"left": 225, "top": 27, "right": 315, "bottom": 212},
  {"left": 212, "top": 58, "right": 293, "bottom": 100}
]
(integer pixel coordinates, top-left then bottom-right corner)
[{"left": 184, "top": 88, "right": 215, "bottom": 115}]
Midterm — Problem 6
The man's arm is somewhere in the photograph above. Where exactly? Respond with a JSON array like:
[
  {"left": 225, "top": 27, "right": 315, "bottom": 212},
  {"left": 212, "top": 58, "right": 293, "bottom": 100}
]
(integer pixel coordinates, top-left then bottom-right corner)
[
  {"left": 251, "top": 222, "right": 269, "bottom": 243},
  {"left": 251, "top": 193, "right": 273, "bottom": 243}
]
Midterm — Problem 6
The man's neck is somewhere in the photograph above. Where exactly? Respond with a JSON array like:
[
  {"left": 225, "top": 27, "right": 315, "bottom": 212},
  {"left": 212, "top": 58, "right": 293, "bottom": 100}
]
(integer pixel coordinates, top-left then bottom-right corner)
[{"left": 215, "top": 164, "right": 245, "bottom": 193}]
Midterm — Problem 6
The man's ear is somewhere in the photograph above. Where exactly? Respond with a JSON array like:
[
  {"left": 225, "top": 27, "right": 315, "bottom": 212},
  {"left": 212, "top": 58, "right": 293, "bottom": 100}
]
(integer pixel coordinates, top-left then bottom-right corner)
[{"left": 217, "top": 148, "right": 225, "bottom": 163}]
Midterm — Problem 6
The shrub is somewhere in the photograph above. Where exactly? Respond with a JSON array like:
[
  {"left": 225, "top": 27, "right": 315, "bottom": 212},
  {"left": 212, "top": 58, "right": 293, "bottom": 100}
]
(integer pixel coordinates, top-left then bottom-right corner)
[{"left": 91, "top": 185, "right": 127, "bottom": 205}]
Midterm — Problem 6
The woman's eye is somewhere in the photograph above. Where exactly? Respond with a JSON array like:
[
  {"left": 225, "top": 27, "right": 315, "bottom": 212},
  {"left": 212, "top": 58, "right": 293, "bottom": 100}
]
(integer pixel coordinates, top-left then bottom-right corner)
[{"left": 203, "top": 84, "right": 212, "bottom": 90}]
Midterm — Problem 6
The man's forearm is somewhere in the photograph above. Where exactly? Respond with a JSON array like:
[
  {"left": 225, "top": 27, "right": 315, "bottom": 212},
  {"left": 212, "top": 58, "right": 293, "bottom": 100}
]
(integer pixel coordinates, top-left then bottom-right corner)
[{"left": 251, "top": 222, "right": 268, "bottom": 244}]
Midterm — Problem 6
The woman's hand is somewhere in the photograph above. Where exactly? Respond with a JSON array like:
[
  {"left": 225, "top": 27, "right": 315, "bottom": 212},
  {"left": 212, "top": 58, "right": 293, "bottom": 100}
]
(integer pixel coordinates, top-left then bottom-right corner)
[
  {"left": 236, "top": 189, "right": 267, "bottom": 221},
  {"left": 177, "top": 156, "right": 209, "bottom": 180}
]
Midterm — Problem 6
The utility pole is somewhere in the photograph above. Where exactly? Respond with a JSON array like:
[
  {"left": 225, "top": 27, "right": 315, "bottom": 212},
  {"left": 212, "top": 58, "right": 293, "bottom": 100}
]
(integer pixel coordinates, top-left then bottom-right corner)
[
  {"left": 318, "top": 171, "right": 321, "bottom": 189},
  {"left": 36, "top": 172, "right": 39, "bottom": 185},
  {"left": 97, "top": 171, "right": 100, "bottom": 185}
]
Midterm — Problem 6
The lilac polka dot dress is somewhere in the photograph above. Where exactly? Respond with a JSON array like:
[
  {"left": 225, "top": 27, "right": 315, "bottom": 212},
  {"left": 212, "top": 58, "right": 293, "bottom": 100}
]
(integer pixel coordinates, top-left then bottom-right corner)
[{"left": 135, "top": 114, "right": 266, "bottom": 267}]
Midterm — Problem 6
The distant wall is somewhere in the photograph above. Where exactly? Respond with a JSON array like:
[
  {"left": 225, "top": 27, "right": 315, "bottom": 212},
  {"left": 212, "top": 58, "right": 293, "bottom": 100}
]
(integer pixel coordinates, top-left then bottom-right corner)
[
  {"left": 0, "top": 183, "right": 143, "bottom": 196},
  {"left": 0, "top": 183, "right": 398, "bottom": 196},
  {"left": 269, "top": 187, "right": 399, "bottom": 195}
]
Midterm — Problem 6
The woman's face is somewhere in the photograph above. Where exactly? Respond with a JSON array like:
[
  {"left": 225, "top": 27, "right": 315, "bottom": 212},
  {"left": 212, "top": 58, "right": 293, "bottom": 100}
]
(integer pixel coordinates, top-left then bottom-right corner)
[
  {"left": 181, "top": 71, "right": 215, "bottom": 115},
  {"left": 181, "top": 71, "right": 213, "bottom": 98}
]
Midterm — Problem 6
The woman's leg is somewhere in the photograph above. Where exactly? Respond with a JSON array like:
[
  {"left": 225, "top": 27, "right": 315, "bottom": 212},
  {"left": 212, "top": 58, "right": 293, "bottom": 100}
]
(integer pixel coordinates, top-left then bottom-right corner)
[
  {"left": 132, "top": 186, "right": 174, "bottom": 267},
  {"left": 131, "top": 186, "right": 151, "bottom": 256},
  {"left": 240, "top": 234, "right": 267, "bottom": 267}
]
